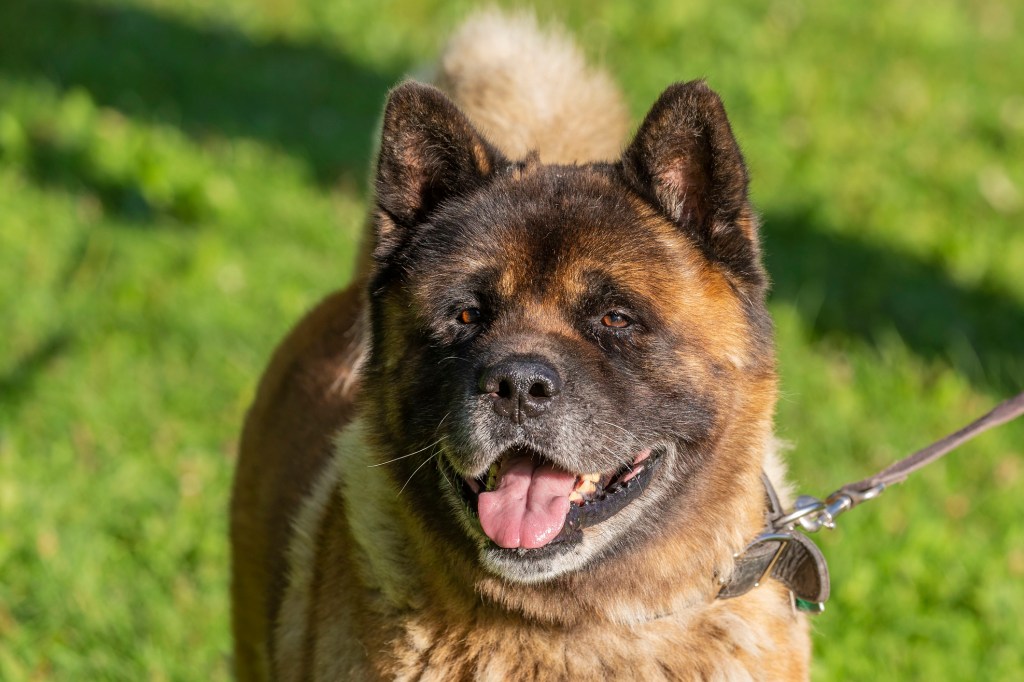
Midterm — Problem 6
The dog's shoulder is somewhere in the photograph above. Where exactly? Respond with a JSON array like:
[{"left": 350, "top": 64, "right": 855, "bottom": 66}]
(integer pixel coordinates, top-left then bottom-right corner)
[{"left": 230, "top": 284, "right": 367, "bottom": 680}]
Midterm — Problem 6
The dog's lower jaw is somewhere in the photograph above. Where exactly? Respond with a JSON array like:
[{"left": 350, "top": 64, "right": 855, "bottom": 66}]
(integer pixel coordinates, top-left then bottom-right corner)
[{"left": 469, "top": 467, "right": 695, "bottom": 589}]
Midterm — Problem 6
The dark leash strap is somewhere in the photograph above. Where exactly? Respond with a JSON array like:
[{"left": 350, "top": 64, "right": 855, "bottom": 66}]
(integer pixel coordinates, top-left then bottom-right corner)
[
  {"left": 839, "top": 390, "right": 1024, "bottom": 498},
  {"left": 718, "top": 390, "right": 1024, "bottom": 612}
]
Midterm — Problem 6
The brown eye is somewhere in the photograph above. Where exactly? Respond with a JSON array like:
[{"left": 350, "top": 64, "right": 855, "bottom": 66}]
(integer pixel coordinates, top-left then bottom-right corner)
[
  {"left": 458, "top": 308, "right": 482, "bottom": 324},
  {"left": 601, "top": 312, "right": 631, "bottom": 329}
]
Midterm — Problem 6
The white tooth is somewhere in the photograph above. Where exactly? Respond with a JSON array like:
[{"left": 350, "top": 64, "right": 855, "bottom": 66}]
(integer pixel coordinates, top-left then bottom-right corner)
[
  {"left": 576, "top": 480, "right": 597, "bottom": 496},
  {"left": 581, "top": 472, "right": 601, "bottom": 483},
  {"left": 569, "top": 491, "right": 583, "bottom": 503}
]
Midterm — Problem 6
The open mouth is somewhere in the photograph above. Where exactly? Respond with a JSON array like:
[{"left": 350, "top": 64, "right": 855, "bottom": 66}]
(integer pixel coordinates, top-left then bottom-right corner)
[{"left": 451, "top": 445, "right": 663, "bottom": 551}]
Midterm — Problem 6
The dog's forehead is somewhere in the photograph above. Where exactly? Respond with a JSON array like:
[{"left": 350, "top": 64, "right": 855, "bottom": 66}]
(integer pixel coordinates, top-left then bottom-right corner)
[{"left": 434, "top": 168, "right": 708, "bottom": 300}]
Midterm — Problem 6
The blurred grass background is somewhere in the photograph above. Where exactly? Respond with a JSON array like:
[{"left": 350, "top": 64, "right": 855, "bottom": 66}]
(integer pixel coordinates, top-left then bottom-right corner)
[{"left": 0, "top": 0, "right": 1021, "bottom": 679}]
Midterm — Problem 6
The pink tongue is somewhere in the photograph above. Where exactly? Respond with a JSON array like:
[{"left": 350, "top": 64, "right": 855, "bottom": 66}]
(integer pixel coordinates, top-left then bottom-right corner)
[{"left": 477, "top": 454, "right": 577, "bottom": 549}]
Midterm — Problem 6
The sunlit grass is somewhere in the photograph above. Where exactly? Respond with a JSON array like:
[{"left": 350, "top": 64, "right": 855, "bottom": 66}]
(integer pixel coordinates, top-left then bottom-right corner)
[{"left": 1, "top": 1, "right": 1021, "bottom": 679}]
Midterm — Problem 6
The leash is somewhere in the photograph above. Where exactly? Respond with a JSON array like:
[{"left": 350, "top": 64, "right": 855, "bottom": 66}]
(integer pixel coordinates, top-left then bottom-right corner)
[{"left": 718, "top": 390, "right": 1024, "bottom": 613}]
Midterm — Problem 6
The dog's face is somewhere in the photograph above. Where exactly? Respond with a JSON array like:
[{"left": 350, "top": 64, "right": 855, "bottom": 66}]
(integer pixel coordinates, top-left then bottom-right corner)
[{"left": 365, "top": 82, "right": 774, "bottom": 583}]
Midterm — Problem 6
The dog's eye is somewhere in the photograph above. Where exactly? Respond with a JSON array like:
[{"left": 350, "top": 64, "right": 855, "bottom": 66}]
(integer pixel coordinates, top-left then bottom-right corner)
[
  {"left": 458, "top": 308, "right": 482, "bottom": 324},
  {"left": 601, "top": 312, "right": 632, "bottom": 329}
]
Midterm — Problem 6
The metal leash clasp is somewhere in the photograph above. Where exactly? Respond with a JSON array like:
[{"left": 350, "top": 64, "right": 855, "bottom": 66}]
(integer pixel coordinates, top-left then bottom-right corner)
[{"left": 773, "top": 484, "right": 886, "bottom": 533}]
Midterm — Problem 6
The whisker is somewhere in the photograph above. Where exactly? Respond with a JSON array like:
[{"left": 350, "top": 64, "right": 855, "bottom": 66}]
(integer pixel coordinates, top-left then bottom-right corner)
[
  {"left": 437, "top": 456, "right": 455, "bottom": 491},
  {"left": 633, "top": 460, "right": 647, "bottom": 496},
  {"left": 368, "top": 437, "right": 446, "bottom": 468},
  {"left": 438, "top": 355, "right": 472, "bottom": 365},
  {"left": 399, "top": 451, "right": 439, "bottom": 495},
  {"left": 594, "top": 419, "right": 646, "bottom": 450},
  {"left": 434, "top": 412, "right": 452, "bottom": 435}
]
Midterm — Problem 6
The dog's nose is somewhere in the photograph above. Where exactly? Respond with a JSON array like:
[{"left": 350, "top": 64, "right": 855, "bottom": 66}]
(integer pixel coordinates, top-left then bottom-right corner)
[{"left": 479, "top": 358, "right": 562, "bottom": 422}]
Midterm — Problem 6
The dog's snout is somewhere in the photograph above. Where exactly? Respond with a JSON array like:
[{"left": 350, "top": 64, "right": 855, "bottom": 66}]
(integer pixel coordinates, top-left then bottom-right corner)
[{"left": 480, "top": 358, "right": 562, "bottom": 422}]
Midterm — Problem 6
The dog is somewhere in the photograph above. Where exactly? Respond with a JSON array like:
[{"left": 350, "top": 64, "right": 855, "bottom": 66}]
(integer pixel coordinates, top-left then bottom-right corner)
[{"left": 231, "top": 10, "right": 810, "bottom": 680}]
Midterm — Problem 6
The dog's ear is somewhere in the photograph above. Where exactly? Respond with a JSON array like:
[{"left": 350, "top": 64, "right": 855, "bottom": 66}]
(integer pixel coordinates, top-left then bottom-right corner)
[
  {"left": 374, "top": 81, "right": 506, "bottom": 262},
  {"left": 622, "top": 80, "right": 763, "bottom": 285}
]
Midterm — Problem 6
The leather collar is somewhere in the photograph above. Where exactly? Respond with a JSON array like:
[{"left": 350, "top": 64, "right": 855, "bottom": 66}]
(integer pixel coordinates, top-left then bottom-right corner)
[{"left": 716, "top": 474, "right": 830, "bottom": 612}]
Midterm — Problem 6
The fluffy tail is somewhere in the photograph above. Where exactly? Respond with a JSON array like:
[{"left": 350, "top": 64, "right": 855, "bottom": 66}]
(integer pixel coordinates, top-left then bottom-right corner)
[{"left": 435, "top": 10, "right": 630, "bottom": 164}]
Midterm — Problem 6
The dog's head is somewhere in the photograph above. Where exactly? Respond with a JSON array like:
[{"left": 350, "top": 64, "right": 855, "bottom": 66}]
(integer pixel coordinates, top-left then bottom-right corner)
[{"left": 363, "top": 81, "right": 775, "bottom": 584}]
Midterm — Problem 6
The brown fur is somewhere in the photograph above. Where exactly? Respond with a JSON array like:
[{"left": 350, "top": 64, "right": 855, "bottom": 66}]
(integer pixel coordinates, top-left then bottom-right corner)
[{"left": 231, "top": 11, "right": 809, "bottom": 681}]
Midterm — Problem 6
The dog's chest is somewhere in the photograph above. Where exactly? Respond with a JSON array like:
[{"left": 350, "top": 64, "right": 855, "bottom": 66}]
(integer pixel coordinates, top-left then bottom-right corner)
[{"left": 364, "top": 601, "right": 807, "bottom": 682}]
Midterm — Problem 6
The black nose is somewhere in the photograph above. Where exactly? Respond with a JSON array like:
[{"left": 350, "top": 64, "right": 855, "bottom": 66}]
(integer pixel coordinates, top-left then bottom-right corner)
[{"left": 479, "top": 357, "right": 562, "bottom": 422}]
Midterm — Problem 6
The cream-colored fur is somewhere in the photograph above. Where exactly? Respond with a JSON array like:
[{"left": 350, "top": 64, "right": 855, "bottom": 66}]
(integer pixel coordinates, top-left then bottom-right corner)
[
  {"left": 436, "top": 9, "right": 630, "bottom": 163},
  {"left": 273, "top": 440, "right": 346, "bottom": 679}
]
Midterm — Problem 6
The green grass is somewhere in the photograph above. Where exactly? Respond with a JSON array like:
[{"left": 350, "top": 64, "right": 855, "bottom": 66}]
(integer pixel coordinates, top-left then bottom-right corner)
[{"left": 1, "top": 0, "right": 1021, "bottom": 679}]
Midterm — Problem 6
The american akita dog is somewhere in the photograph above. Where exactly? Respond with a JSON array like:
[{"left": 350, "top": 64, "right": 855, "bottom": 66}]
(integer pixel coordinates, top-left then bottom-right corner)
[{"left": 231, "top": 10, "right": 809, "bottom": 681}]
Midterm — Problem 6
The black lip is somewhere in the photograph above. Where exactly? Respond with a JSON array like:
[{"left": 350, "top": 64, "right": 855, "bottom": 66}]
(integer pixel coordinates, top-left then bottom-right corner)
[{"left": 446, "top": 448, "right": 665, "bottom": 552}]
